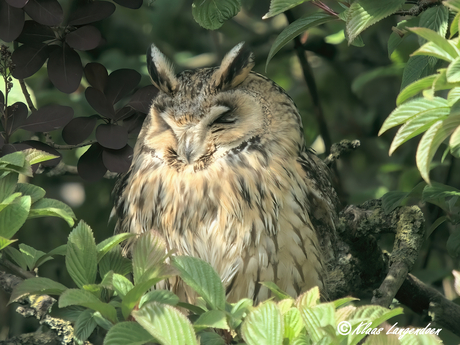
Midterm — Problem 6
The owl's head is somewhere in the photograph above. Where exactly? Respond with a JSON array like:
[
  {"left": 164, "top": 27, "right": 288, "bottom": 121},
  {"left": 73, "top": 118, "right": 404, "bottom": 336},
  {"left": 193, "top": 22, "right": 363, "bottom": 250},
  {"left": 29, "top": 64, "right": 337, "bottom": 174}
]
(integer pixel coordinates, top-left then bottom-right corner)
[{"left": 137, "top": 43, "right": 303, "bottom": 171}]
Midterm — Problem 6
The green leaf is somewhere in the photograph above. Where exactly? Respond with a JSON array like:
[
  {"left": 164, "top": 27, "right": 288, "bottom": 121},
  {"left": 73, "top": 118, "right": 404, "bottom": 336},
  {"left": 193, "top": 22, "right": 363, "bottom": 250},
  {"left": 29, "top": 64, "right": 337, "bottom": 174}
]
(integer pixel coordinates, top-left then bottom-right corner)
[
  {"left": 332, "top": 296, "right": 359, "bottom": 309},
  {"left": 418, "top": 5, "right": 449, "bottom": 44},
  {"left": 447, "top": 228, "right": 460, "bottom": 258},
  {"left": 228, "top": 298, "right": 253, "bottom": 329},
  {"left": 103, "top": 321, "right": 155, "bottom": 345},
  {"left": 19, "top": 243, "right": 49, "bottom": 270},
  {"left": 133, "top": 231, "right": 170, "bottom": 285},
  {"left": 388, "top": 17, "right": 418, "bottom": 58},
  {"left": 299, "top": 303, "right": 335, "bottom": 342},
  {"left": 296, "top": 286, "right": 321, "bottom": 309},
  {"left": 66, "top": 221, "right": 98, "bottom": 289},
  {"left": 122, "top": 277, "right": 166, "bottom": 319},
  {"left": 0, "top": 236, "right": 16, "bottom": 250},
  {"left": 4, "top": 246, "right": 28, "bottom": 270},
  {"left": 400, "top": 55, "right": 433, "bottom": 90},
  {"left": 346, "top": 0, "right": 405, "bottom": 43},
  {"left": 427, "top": 216, "right": 448, "bottom": 237},
  {"left": 381, "top": 191, "right": 409, "bottom": 214},
  {"left": 423, "top": 182, "right": 460, "bottom": 200},
  {"left": 409, "top": 27, "right": 458, "bottom": 59},
  {"left": 447, "top": 57, "right": 460, "bottom": 83},
  {"left": 133, "top": 302, "right": 199, "bottom": 345},
  {"left": 29, "top": 198, "right": 76, "bottom": 227},
  {"left": 191, "top": 0, "right": 241, "bottom": 30},
  {"left": 99, "top": 245, "right": 132, "bottom": 279},
  {"left": 451, "top": 12, "right": 460, "bottom": 38},
  {"left": 379, "top": 97, "right": 449, "bottom": 135},
  {"left": 171, "top": 256, "right": 225, "bottom": 310},
  {"left": 0, "top": 192, "right": 21, "bottom": 214},
  {"left": 9, "top": 277, "right": 67, "bottom": 303},
  {"left": 74, "top": 309, "right": 97, "bottom": 343},
  {"left": 112, "top": 273, "right": 133, "bottom": 298},
  {"left": 389, "top": 107, "right": 450, "bottom": 155},
  {"left": 139, "top": 290, "right": 179, "bottom": 308},
  {"left": 412, "top": 41, "right": 459, "bottom": 62},
  {"left": 59, "top": 288, "right": 117, "bottom": 323},
  {"left": 194, "top": 310, "right": 229, "bottom": 330},
  {"left": 15, "top": 183, "right": 45, "bottom": 204},
  {"left": 448, "top": 86, "right": 460, "bottom": 105},
  {"left": 199, "top": 332, "right": 226, "bottom": 345},
  {"left": 444, "top": 0, "right": 460, "bottom": 12},
  {"left": 283, "top": 308, "right": 303, "bottom": 342},
  {"left": 266, "top": 12, "right": 336, "bottom": 70},
  {"left": 263, "top": 0, "right": 312, "bottom": 19},
  {"left": 23, "top": 149, "right": 59, "bottom": 166},
  {"left": 260, "top": 281, "right": 293, "bottom": 301},
  {"left": 397, "top": 75, "right": 437, "bottom": 105},
  {"left": 0, "top": 195, "right": 31, "bottom": 239},
  {"left": 291, "top": 335, "right": 310, "bottom": 345},
  {"left": 0, "top": 172, "right": 18, "bottom": 202},
  {"left": 0, "top": 152, "right": 25, "bottom": 167},
  {"left": 35, "top": 244, "right": 67, "bottom": 268},
  {"left": 92, "top": 311, "right": 114, "bottom": 331},
  {"left": 96, "top": 232, "right": 136, "bottom": 262},
  {"left": 450, "top": 123, "right": 460, "bottom": 156},
  {"left": 241, "top": 301, "right": 283, "bottom": 345},
  {"left": 416, "top": 116, "right": 460, "bottom": 183}
]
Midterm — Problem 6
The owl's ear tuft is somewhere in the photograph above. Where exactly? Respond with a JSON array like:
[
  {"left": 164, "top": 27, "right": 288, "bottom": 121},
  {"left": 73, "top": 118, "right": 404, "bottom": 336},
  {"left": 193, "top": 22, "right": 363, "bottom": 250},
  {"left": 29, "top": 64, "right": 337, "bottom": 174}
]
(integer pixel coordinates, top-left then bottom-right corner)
[
  {"left": 213, "top": 42, "right": 255, "bottom": 90},
  {"left": 147, "top": 44, "right": 178, "bottom": 94}
]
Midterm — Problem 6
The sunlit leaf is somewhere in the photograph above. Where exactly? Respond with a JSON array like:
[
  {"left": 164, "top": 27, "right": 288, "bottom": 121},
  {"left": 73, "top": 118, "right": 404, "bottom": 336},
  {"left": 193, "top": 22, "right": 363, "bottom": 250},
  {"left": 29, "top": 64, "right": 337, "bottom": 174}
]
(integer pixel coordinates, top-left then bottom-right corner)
[
  {"left": 263, "top": 0, "right": 312, "bottom": 19},
  {"left": 103, "top": 321, "right": 154, "bottom": 345},
  {"left": 241, "top": 301, "right": 283, "bottom": 345},
  {"left": 397, "top": 75, "right": 436, "bottom": 105}
]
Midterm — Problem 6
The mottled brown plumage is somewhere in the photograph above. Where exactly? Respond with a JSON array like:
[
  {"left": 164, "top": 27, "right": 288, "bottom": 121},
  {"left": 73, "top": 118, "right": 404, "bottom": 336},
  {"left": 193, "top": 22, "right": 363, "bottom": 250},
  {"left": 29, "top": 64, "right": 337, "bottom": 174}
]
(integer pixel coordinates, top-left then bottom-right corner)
[{"left": 113, "top": 43, "right": 339, "bottom": 302}]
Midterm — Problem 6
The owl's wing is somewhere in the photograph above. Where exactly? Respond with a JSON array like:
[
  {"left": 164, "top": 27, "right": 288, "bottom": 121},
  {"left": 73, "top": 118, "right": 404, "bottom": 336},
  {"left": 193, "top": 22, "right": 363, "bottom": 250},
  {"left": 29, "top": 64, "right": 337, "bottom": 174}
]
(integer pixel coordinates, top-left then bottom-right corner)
[{"left": 110, "top": 170, "right": 131, "bottom": 235}]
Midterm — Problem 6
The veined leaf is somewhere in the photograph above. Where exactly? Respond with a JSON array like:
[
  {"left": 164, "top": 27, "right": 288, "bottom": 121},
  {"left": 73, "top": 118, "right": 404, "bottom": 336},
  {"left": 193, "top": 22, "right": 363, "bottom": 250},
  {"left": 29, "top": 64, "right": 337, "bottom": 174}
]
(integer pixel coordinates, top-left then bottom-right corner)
[
  {"left": 412, "top": 41, "right": 458, "bottom": 62},
  {"left": 260, "top": 281, "right": 292, "bottom": 300},
  {"left": 0, "top": 195, "right": 31, "bottom": 239},
  {"left": 96, "top": 232, "right": 136, "bottom": 262},
  {"left": 241, "top": 301, "right": 283, "bottom": 345},
  {"left": 19, "top": 243, "right": 50, "bottom": 270},
  {"left": 99, "top": 245, "right": 132, "bottom": 279},
  {"left": 29, "top": 198, "right": 76, "bottom": 226},
  {"left": 418, "top": 5, "right": 449, "bottom": 44},
  {"left": 448, "top": 87, "right": 460, "bottom": 105},
  {"left": 296, "top": 286, "right": 321, "bottom": 309},
  {"left": 0, "top": 237, "right": 16, "bottom": 250},
  {"left": 263, "top": 0, "right": 312, "bottom": 19},
  {"left": 397, "top": 75, "right": 437, "bottom": 105},
  {"left": 379, "top": 97, "right": 449, "bottom": 135},
  {"left": 388, "top": 17, "right": 419, "bottom": 58},
  {"left": 409, "top": 27, "right": 458, "bottom": 59},
  {"left": 423, "top": 182, "right": 460, "bottom": 201},
  {"left": 133, "top": 302, "right": 199, "bottom": 345},
  {"left": 0, "top": 172, "right": 18, "bottom": 202},
  {"left": 266, "top": 12, "right": 336, "bottom": 70},
  {"left": 400, "top": 55, "right": 433, "bottom": 90},
  {"left": 346, "top": 0, "right": 405, "bottom": 43},
  {"left": 389, "top": 108, "right": 450, "bottom": 155},
  {"left": 450, "top": 12, "right": 460, "bottom": 38},
  {"left": 191, "top": 0, "right": 241, "bottom": 30},
  {"left": 112, "top": 273, "right": 133, "bottom": 298},
  {"left": 381, "top": 191, "right": 409, "bottom": 214},
  {"left": 0, "top": 152, "right": 25, "bottom": 167},
  {"left": 417, "top": 116, "right": 460, "bottom": 183},
  {"left": 447, "top": 57, "right": 460, "bottom": 83},
  {"left": 9, "top": 277, "right": 67, "bottom": 303},
  {"left": 450, "top": 123, "right": 460, "bottom": 156},
  {"left": 121, "top": 277, "right": 163, "bottom": 319},
  {"left": 103, "top": 321, "right": 154, "bottom": 345},
  {"left": 15, "top": 183, "right": 45, "bottom": 204},
  {"left": 443, "top": 0, "right": 460, "bottom": 12},
  {"left": 193, "top": 310, "right": 229, "bottom": 330},
  {"left": 283, "top": 307, "right": 303, "bottom": 342},
  {"left": 74, "top": 309, "right": 97, "bottom": 344},
  {"left": 139, "top": 290, "right": 179, "bottom": 308},
  {"left": 23, "top": 149, "right": 59, "bottom": 166}
]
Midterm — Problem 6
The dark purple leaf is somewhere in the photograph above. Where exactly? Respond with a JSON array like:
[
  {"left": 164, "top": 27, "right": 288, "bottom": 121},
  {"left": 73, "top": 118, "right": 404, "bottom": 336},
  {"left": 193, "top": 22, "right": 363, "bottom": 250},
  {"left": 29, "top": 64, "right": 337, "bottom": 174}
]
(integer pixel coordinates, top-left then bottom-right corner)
[
  {"left": 2, "top": 143, "right": 30, "bottom": 155},
  {"left": 0, "top": 0, "right": 24, "bottom": 42},
  {"left": 85, "top": 87, "right": 115, "bottom": 119},
  {"left": 11, "top": 43, "right": 49, "bottom": 79},
  {"left": 96, "top": 124, "right": 128, "bottom": 149},
  {"left": 62, "top": 115, "right": 98, "bottom": 145},
  {"left": 102, "top": 145, "right": 133, "bottom": 173},
  {"left": 16, "top": 20, "right": 55, "bottom": 45},
  {"left": 5, "top": 0, "right": 28, "bottom": 8},
  {"left": 114, "top": 107, "right": 134, "bottom": 121},
  {"left": 21, "top": 140, "right": 61, "bottom": 166},
  {"left": 3, "top": 102, "right": 28, "bottom": 135},
  {"left": 68, "top": 1, "right": 115, "bottom": 26},
  {"left": 122, "top": 112, "right": 145, "bottom": 134},
  {"left": 65, "top": 25, "right": 101, "bottom": 51},
  {"left": 84, "top": 63, "right": 108, "bottom": 92},
  {"left": 105, "top": 69, "right": 141, "bottom": 105},
  {"left": 113, "top": 0, "right": 142, "bottom": 9},
  {"left": 128, "top": 85, "right": 158, "bottom": 114},
  {"left": 0, "top": 135, "right": 4, "bottom": 147},
  {"left": 23, "top": 0, "right": 62, "bottom": 26},
  {"left": 47, "top": 44, "right": 83, "bottom": 94},
  {"left": 20, "top": 104, "right": 73, "bottom": 132},
  {"left": 0, "top": 91, "right": 4, "bottom": 106},
  {"left": 77, "top": 143, "right": 107, "bottom": 181}
]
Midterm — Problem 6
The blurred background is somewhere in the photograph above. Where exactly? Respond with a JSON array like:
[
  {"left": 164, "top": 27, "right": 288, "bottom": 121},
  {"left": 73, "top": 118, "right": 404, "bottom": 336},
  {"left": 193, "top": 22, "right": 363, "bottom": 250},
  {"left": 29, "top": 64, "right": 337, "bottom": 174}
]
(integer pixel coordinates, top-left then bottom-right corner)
[{"left": 0, "top": 0, "right": 459, "bottom": 343}]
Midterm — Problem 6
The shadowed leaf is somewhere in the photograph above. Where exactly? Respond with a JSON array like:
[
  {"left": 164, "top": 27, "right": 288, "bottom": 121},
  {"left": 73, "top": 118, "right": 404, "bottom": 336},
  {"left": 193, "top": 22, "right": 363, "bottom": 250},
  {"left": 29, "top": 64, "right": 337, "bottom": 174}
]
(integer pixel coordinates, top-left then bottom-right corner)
[
  {"left": 23, "top": 0, "right": 63, "bottom": 26},
  {"left": 16, "top": 20, "right": 55, "bottom": 45},
  {"left": 5, "top": 0, "right": 28, "bottom": 8},
  {"left": 263, "top": 0, "right": 311, "bottom": 19},
  {"left": 113, "top": 0, "right": 142, "bottom": 9},
  {"left": 105, "top": 69, "right": 141, "bottom": 105},
  {"left": 102, "top": 145, "right": 133, "bottom": 173},
  {"left": 0, "top": 0, "right": 24, "bottom": 42},
  {"left": 114, "top": 107, "right": 135, "bottom": 121},
  {"left": 192, "top": 0, "right": 240, "bottom": 30},
  {"left": 128, "top": 85, "right": 158, "bottom": 114},
  {"left": 11, "top": 43, "right": 49, "bottom": 79},
  {"left": 62, "top": 116, "right": 98, "bottom": 145},
  {"left": 84, "top": 63, "right": 108, "bottom": 92},
  {"left": 85, "top": 87, "right": 115, "bottom": 118},
  {"left": 20, "top": 104, "right": 73, "bottom": 132},
  {"left": 96, "top": 124, "right": 128, "bottom": 149},
  {"left": 68, "top": 1, "right": 115, "bottom": 26},
  {"left": 47, "top": 44, "right": 82, "bottom": 94},
  {"left": 77, "top": 143, "right": 106, "bottom": 181},
  {"left": 66, "top": 26, "right": 102, "bottom": 51},
  {"left": 3, "top": 102, "right": 28, "bottom": 135},
  {"left": 21, "top": 141, "right": 61, "bottom": 167},
  {"left": 122, "top": 112, "right": 145, "bottom": 134}
]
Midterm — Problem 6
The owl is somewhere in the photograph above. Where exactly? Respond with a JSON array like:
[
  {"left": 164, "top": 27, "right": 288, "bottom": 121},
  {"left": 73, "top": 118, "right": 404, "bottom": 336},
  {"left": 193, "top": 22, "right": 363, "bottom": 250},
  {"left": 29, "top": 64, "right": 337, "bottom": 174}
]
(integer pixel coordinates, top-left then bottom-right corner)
[{"left": 113, "top": 42, "right": 339, "bottom": 303}]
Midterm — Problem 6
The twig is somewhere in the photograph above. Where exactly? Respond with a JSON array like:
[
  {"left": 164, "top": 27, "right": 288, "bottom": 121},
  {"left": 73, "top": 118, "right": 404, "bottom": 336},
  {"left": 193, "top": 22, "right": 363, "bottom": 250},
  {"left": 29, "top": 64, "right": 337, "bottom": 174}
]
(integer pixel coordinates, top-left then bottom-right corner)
[
  {"left": 324, "top": 139, "right": 360, "bottom": 166},
  {"left": 40, "top": 161, "right": 118, "bottom": 179},
  {"left": 311, "top": 1, "right": 339, "bottom": 16},
  {"left": 18, "top": 79, "right": 36, "bottom": 113},
  {"left": 0, "top": 256, "right": 35, "bottom": 279},
  {"left": 394, "top": 0, "right": 441, "bottom": 16},
  {"left": 43, "top": 132, "right": 98, "bottom": 150},
  {"left": 285, "top": 10, "right": 332, "bottom": 155}
]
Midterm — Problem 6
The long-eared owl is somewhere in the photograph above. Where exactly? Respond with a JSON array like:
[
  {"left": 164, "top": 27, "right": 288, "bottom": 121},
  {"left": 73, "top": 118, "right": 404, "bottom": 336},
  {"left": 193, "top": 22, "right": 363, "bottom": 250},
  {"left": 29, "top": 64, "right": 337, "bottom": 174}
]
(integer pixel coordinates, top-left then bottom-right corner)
[{"left": 113, "top": 42, "right": 339, "bottom": 302}]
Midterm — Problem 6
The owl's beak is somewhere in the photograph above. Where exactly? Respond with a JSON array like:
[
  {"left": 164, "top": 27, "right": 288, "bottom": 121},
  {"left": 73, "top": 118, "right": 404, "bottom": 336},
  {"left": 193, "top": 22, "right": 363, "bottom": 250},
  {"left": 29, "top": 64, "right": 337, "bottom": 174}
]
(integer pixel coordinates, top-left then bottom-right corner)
[{"left": 177, "top": 130, "right": 204, "bottom": 165}]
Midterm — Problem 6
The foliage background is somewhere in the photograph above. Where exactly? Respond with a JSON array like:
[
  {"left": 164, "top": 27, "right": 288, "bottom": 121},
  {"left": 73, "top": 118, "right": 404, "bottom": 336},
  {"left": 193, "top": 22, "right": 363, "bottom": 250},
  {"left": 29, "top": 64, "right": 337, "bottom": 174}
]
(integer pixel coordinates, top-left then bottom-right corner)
[{"left": 0, "top": 0, "right": 459, "bottom": 343}]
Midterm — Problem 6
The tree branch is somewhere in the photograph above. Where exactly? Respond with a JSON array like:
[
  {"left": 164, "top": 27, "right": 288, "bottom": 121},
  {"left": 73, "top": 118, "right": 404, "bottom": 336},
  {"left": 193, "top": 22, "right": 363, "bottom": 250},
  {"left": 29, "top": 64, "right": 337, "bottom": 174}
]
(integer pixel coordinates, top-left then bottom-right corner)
[
  {"left": 323, "top": 139, "right": 361, "bottom": 166},
  {"left": 394, "top": 0, "right": 441, "bottom": 16},
  {"left": 18, "top": 79, "right": 36, "bottom": 113}
]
